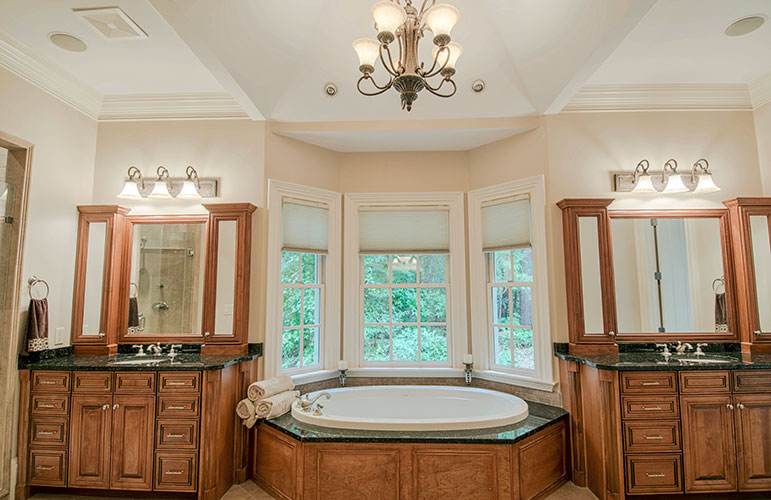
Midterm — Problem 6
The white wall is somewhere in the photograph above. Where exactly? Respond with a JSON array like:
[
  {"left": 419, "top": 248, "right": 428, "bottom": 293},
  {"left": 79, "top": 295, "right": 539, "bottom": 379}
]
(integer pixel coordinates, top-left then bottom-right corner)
[{"left": 754, "top": 102, "right": 771, "bottom": 196}]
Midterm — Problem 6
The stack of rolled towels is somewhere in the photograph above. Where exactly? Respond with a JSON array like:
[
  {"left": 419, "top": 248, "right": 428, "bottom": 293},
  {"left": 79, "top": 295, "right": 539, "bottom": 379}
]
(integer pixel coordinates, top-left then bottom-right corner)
[{"left": 236, "top": 375, "right": 299, "bottom": 429}]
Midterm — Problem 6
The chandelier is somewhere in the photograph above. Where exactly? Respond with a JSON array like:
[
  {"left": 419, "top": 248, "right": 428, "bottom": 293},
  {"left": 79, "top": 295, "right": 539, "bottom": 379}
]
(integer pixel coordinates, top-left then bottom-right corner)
[{"left": 353, "top": 0, "right": 462, "bottom": 111}]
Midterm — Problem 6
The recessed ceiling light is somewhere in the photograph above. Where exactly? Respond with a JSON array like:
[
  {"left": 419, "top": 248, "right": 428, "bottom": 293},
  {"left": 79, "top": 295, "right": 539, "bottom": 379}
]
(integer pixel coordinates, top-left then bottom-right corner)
[
  {"left": 724, "top": 15, "right": 766, "bottom": 37},
  {"left": 324, "top": 83, "right": 339, "bottom": 97},
  {"left": 48, "top": 32, "right": 87, "bottom": 52}
]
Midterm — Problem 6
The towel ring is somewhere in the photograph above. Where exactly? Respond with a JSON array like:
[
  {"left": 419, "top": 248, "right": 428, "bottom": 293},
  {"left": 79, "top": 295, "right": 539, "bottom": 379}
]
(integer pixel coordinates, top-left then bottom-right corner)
[
  {"left": 130, "top": 282, "right": 138, "bottom": 298},
  {"left": 28, "top": 276, "right": 50, "bottom": 300},
  {"left": 712, "top": 277, "right": 725, "bottom": 293}
]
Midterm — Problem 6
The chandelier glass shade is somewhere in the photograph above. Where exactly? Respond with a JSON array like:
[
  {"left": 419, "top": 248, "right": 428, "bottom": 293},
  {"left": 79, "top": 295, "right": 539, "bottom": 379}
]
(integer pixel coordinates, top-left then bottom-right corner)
[{"left": 353, "top": 0, "right": 461, "bottom": 111}]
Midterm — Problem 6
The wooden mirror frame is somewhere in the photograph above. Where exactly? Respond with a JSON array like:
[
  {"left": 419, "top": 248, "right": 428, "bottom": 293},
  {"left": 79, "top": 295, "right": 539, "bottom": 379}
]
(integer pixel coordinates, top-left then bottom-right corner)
[
  {"left": 559, "top": 199, "right": 740, "bottom": 354},
  {"left": 117, "top": 214, "right": 209, "bottom": 344}
]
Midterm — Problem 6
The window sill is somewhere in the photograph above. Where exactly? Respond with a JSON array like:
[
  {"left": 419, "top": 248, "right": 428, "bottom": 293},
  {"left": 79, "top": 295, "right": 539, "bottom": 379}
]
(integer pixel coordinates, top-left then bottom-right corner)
[
  {"left": 290, "top": 369, "right": 339, "bottom": 385},
  {"left": 474, "top": 370, "right": 557, "bottom": 392},
  {"left": 348, "top": 367, "right": 465, "bottom": 378}
]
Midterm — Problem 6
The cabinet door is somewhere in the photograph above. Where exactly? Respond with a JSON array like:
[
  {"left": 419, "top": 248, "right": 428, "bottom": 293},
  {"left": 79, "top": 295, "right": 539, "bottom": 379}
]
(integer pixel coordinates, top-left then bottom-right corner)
[
  {"left": 735, "top": 394, "right": 771, "bottom": 491},
  {"left": 680, "top": 395, "right": 737, "bottom": 493},
  {"left": 69, "top": 394, "right": 112, "bottom": 488},
  {"left": 110, "top": 394, "right": 156, "bottom": 491}
]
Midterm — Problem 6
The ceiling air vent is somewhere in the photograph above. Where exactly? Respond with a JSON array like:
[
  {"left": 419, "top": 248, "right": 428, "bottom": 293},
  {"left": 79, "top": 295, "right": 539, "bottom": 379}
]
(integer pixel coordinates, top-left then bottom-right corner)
[{"left": 73, "top": 7, "right": 148, "bottom": 40}]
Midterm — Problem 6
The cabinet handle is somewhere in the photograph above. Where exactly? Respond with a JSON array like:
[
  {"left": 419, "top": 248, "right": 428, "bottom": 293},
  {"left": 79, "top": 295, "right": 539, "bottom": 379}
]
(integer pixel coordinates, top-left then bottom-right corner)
[
  {"left": 642, "top": 407, "right": 662, "bottom": 411},
  {"left": 39, "top": 380, "right": 57, "bottom": 384},
  {"left": 36, "top": 466, "right": 55, "bottom": 471},
  {"left": 37, "top": 431, "right": 57, "bottom": 436},
  {"left": 167, "top": 382, "right": 187, "bottom": 386},
  {"left": 165, "top": 470, "right": 184, "bottom": 475},
  {"left": 727, "top": 404, "right": 735, "bottom": 410},
  {"left": 641, "top": 382, "right": 661, "bottom": 386},
  {"left": 166, "top": 434, "right": 185, "bottom": 438},
  {"left": 113, "top": 403, "right": 120, "bottom": 410},
  {"left": 167, "top": 406, "right": 186, "bottom": 410},
  {"left": 102, "top": 404, "right": 109, "bottom": 410},
  {"left": 645, "top": 473, "right": 666, "bottom": 478},
  {"left": 737, "top": 403, "right": 745, "bottom": 410},
  {"left": 37, "top": 404, "right": 57, "bottom": 409},
  {"left": 644, "top": 435, "right": 664, "bottom": 440}
]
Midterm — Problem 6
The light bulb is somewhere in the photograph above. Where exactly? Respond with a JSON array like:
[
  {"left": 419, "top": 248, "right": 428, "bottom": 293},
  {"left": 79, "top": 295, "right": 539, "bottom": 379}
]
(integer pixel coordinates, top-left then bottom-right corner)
[
  {"left": 432, "top": 41, "right": 463, "bottom": 70},
  {"left": 662, "top": 174, "right": 689, "bottom": 194},
  {"left": 117, "top": 180, "right": 143, "bottom": 199},
  {"left": 631, "top": 174, "right": 657, "bottom": 193},
  {"left": 148, "top": 181, "right": 172, "bottom": 199},
  {"left": 693, "top": 173, "right": 720, "bottom": 193},
  {"left": 424, "top": 3, "right": 459, "bottom": 45},
  {"left": 177, "top": 180, "right": 202, "bottom": 200},
  {"left": 371, "top": 1, "right": 406, "bottom": 43},
  {"left": 353, "top": 38, "right": 381, "bottom": 73}
]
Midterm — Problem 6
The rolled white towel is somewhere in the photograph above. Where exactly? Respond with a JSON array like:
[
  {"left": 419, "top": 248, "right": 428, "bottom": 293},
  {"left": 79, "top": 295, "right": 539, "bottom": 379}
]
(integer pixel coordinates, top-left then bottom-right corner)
[
  {"left": 255, "top": 390, "right": 299, "bottom": 419},
  {"left": 236, "top": 398, "right": 255, "bottom": 420},
  {"left": 243, "top": 414, "right": 258, "bottom": 429},
  {"left": 247, "top": 376, "right": 294, "bottom": 401}
]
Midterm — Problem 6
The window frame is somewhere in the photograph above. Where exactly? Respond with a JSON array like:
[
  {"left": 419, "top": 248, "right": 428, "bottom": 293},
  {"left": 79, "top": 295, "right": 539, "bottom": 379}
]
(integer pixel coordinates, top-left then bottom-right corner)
[
  {"left": 344, "top": 192, "right": 468, "bottom": 370},
  {"left": 468, "top": 176, "right": 554, "bottom": 390},
  {"left": 266, "top": 180, "right": 341, "bottom": 379}
]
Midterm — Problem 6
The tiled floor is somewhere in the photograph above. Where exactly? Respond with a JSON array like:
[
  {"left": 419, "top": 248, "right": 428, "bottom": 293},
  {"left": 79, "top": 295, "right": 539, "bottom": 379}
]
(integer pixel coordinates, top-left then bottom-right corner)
[{"left": 28, "top": 480, "right": 598, "bottom": 500}]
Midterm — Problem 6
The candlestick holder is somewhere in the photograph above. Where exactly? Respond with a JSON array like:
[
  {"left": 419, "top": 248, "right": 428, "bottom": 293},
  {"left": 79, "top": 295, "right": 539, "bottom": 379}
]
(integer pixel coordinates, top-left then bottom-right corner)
[
  {"left": 463, "top": 362, "right": 473, "bottom": 386},
  {"left": 339, "top": 368, "right": 348, "bottom": 387}
]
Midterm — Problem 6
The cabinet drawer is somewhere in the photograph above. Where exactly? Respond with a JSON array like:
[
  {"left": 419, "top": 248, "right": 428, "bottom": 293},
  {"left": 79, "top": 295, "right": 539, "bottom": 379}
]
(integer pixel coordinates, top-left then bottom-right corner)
[
  {"left": 621, "top": 372, "right": 677, "bottom": 394},
  {"left": 622, "top": 396, "right": 679, "bottom": 420},
  {"left": 733, "top": 370, "right": 771, "bottom": 393},
  {"left": 626, "top": 454, "right": 682, "bottom": 495},
  {"left": 157, "top": 396, "right": 200, "bottom": 418},
  {"left": 72, "top": 372, "right": 112, "bottom": 393},
  {"left": 28, "top": 448, "right": 67, "bottom": 486},
  {"left": 31, "top": 394, "right": 69, "bottom": 416},
  {"left": 115, "top": 372, "right": 156, "bottom": 393},
  {"left": 158, "top": 372, "right": 201, "bottom": 393},
  {"left": 156, "top": 420, "right": 199, "bottom": 450},
  {"left": 623, "top": 420, "right": 681, "bottom": 453},
  {"left": 30, "top": 417, "right": 68, "bottom": 447},
  {"left": 31, "top": 371, "right": 70, "bottom": 393},
  {"left": 154, "top": 452, "right": 198, "bottom": 492},
  {"left": 679, "top": 371, "right": 730, "bottom": 394}
]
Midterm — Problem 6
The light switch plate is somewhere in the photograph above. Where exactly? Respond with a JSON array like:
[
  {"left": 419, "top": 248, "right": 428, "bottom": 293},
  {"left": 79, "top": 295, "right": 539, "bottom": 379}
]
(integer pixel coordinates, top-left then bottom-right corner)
[{"left": 54, "top": 327, "right": 65, "bottom": 345}]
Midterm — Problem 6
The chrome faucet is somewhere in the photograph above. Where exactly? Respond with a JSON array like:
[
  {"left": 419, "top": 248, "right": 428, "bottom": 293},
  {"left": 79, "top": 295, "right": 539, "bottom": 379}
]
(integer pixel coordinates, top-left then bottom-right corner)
[
  {"left": 655, "top": 343, "right": 672, "bottom": 358},
  {"left": 297, "top": 392, "right": 331, "bottom": 412},
  {"left": 694, "top": 343, "right": 708, "bottom": 356},
  {"left": 168, "top": 344, "right": 182, "bottom": 359},
  {"left": 147, "top": 342, "right": 163, "bottom": 355},
  {"left": 674, "top": 341, "right": 693, "bottom": 355}
]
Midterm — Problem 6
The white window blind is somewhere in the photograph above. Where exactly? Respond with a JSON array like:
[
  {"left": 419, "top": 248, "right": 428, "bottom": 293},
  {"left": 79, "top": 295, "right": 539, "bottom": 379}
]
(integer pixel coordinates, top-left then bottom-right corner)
[
  {"left": 481, "top": 197, "right": 531, "bottom": 252},
  {"left": 282, "top": 200, "right": 329, "bottom": 253},
  {"left": 359, "top": 208, "right": 450, "bottom": 253}
]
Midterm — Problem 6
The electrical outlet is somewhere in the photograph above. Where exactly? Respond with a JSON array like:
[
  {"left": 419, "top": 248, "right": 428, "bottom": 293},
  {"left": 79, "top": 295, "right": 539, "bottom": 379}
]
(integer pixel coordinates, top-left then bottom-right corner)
[
  {"left": 224, "top": 304, "right": 234, "bottom": 316},
  {"left": 54, "top": 327, "right": 65, "bottom": 345}
]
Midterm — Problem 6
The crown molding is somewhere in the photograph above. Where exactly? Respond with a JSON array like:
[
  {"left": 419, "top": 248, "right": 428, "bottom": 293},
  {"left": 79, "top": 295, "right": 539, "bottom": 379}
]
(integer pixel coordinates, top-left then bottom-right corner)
[
  {"left": 99, "top": 92, "right": 249, "bottom": 121},
  {"left": 0, "top": 29, "right": 102, "bottom": 119},
  {"left": 749, "top": 73, "right": 771, "bottom": 110},
  {"left": 563, "top": 84, "right": 753, "bottom": 112}
]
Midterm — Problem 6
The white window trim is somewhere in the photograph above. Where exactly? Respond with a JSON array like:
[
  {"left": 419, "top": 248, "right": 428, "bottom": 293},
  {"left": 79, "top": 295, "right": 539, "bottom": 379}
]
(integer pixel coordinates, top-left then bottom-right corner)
[
  {"left": 344, "top": 192, "right": 468, "bottom": 369},
  {"left": 265, "top": 179, "right": 341, "bottom": 379},
  {"left": 468, "top": 176, "right": 554, "bottom": 389}
]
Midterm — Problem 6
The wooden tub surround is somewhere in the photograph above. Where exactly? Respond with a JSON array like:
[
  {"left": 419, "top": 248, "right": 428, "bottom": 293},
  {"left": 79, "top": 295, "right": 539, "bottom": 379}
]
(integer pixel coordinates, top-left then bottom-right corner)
[{"left": 252, "top": 401, "right": 569, "bottom": 500}]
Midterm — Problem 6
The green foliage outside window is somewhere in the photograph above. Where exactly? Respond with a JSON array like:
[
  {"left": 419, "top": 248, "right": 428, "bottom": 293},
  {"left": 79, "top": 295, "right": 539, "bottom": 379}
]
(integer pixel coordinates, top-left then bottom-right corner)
[
  {"left": 281, "top": 252, "right": 321, "bottom": 370},
  {"left": 491, "top": 248, "right": 535, "bottom": 370}
]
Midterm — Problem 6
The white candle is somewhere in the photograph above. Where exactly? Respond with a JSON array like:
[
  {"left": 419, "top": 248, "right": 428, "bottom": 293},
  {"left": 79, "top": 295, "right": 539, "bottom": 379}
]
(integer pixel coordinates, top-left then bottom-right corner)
[
  {"left": 463, "top": 354, "right": 473, "bottom": 365},
  {"left": 338, "top": 360, "right": 348, "bottom": 371}
]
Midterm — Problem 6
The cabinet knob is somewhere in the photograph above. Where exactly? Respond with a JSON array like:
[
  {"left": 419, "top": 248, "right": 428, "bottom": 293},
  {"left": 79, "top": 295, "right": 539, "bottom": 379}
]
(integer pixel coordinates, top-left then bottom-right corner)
[
  {"left": 102, "top": 404, "right": 109, "bottom": 410},
  {"left": 98, "top": 332, "right": 105, "bottom": 338},
  {"left": 113, "top": 403, "right": 120, "bottom": 410},
  {"left": 755, "top": 331, "right": 762, "bottom": 336},
  {"left": 726, "top": 404, "right": 735, "bottom": 410},
  {"left": 737, "top": 403, "right": 745, "bottom": 410},
  {"left": 608, "top": 331, "right": 615, "bottom": 337},
  {"left": 204, "top": 332, "right": 210, "bottom": 338}
]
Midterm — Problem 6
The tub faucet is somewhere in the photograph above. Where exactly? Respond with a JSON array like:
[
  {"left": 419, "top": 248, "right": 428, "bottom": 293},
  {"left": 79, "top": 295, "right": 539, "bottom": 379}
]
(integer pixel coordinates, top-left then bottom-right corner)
[{"left": 298, "top": 392, "right": 330, "bottom": 412}]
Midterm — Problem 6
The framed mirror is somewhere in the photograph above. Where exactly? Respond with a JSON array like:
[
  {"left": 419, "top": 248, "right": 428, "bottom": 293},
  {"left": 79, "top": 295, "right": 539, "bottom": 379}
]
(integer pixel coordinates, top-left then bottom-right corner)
[
  {"left": 122, "top": 216, "right": 208, "bottom": 341},
  {"left": 609, "top": 210, "right": 736, "bottom": 340},
  {"left": 749, "top": 214, "right": 771, "bottom": 334}
]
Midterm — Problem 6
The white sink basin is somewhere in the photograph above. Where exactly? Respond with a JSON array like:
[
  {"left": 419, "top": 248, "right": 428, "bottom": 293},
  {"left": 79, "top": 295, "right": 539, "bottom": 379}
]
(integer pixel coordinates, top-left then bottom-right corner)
[
  {"left": 109, "top": 357, "right": 169, "bottom": 365},
  {"left": 676, "top": 357, "right": 734, "bottom": 364}
]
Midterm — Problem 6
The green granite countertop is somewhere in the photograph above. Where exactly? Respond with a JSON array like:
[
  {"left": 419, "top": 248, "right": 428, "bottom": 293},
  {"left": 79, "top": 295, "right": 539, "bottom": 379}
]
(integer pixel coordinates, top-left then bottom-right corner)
[
  {"left": 263, "top": 400, "right": 567, "bottom": 445},
  {"left": 553, "top": 343, "right": 771, "bottom": 371},
  {"left": 18, "top": 343, "right": 262, "bottom": 371}
]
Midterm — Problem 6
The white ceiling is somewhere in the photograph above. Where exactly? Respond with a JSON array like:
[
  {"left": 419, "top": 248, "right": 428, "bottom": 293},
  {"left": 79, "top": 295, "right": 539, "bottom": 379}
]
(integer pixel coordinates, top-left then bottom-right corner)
[{"left": 1, "top": 0, "right": 771, "bottom": 151}]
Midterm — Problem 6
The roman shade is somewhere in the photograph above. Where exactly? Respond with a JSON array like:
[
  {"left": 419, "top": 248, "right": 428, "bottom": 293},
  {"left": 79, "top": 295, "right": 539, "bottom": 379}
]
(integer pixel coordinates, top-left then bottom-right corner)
[
  {"left": 359, "top": 207, "right": 450, "bottom": 253},
  {"left": 481, "top": 197, "right": 531, "bottom": 252},
  {"left": 282, "top": 199, "right": 329, "bottom": 253}
]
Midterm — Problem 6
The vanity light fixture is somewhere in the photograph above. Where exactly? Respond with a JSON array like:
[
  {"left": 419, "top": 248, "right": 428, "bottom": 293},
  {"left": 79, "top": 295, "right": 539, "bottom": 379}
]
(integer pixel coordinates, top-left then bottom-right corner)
[
  {"left": 177, "top": 166, "right": 203, "bottom": 200},
  {"left": 691, "top": 159, "right": 721, "bottom": 193},
  {"left": 148, "top": 166, "right": 173, "bottom": 199},
  {"left": 631, "top": 160, "right": 657, "bottom": 194},
  {"left": 661, "top": 159, "right": 689, "bottom": 194},
  {"left": 117, "top": 166, "right": 145, "bottom": 200}
]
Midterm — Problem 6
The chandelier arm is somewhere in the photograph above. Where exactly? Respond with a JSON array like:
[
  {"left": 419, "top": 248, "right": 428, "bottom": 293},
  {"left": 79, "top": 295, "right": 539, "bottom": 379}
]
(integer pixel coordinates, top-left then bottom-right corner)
[
  {"left": 357, "top": 75, "right": 394, "bottom": 96},
  {"left": 418, "top": 0, "right": 434, "bottom": 18},
  {"left": 420, "top": 45, "right": 450, "bottom": 78},
  {"left": 380, "top": 43, "right": 401, "bottom": 76},
  {"left": 397, "top": 33, "right": 403, "bottom": 73},
  {"left": 424, "top": 77, "right": 457, "bottom": 98}
]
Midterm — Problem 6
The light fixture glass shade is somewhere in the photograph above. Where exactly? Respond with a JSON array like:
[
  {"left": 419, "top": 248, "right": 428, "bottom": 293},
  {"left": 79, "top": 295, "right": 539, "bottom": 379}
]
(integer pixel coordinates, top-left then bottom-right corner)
[
  {"left": 432, "top": 41, "right": 463, "bottom": 69},
  {"left": 371, "top": 1, "right": 407, "bottom": 37},
  {"left": 693, "top": 173, "right": 720, "bottom": 193},
  {"left": 117, "top": 180, "right": 143, "bottom": 199},
  {"left": 662, "top": 174, "right": 689, "bottom": 193},
  {"left": 177, "top": 180, "right": 202, "bottom": 200},
  {"left": 353, "top": 38, "right": 381, "bottom": 68},
  {"left": 424, "top": 4, "right": 460, "bottom": 38},
  {"left": 631, "top": 174, "right": 657, "bottom": 193},
  {"left": 148, "top": 181, "right": 172, "bottom": 199}
]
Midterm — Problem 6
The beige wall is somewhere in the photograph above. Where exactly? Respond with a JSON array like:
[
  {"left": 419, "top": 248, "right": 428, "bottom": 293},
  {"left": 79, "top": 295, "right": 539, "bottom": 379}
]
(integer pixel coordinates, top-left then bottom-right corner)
[{"left": 754, "top": 102, "right": 771, "bottom": 196}]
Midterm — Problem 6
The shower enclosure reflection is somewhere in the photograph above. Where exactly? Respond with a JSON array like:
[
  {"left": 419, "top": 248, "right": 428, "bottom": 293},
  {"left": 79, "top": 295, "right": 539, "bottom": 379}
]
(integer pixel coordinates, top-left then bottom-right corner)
[{"left": 128, "top": 222, "right": 206, "bottom": 336}]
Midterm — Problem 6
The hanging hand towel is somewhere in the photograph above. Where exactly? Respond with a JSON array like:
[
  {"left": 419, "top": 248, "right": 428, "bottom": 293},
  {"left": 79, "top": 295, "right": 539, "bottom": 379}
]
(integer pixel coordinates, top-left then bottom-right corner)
[
  {"left": 255, "top": 390, "right": 300, "bottom": 419},
  {"left": 127, "top": 297, "right": 140, "bottom": 334},
  {"left": 25, "top": 298, "right": 49, "bottom": 354},
  {"left": 715, "top": 292, "right": 728, "bottom": 332},
  {"left": 247, "top": 376, "right": 295, "bottom": 401}
]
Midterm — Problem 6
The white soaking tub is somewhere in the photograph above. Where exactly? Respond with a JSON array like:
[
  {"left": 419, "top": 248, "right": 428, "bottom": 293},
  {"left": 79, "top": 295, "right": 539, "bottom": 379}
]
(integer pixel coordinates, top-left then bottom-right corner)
[{"left": 290, "top": 385, "right": 529, "bottom": 431}]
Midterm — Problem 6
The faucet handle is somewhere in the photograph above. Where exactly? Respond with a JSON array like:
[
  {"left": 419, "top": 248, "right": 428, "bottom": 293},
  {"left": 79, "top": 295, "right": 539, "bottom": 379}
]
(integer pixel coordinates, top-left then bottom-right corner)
[{"left": 132, "top": 344, "right": 146, "bottom": 356}]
